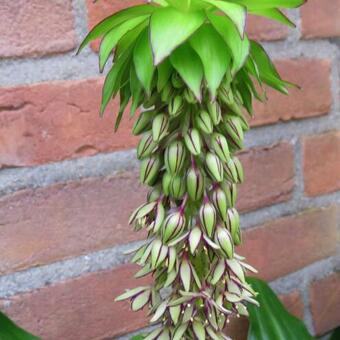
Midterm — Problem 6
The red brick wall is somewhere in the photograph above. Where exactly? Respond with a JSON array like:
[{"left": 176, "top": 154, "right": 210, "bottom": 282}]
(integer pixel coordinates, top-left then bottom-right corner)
[{"left": 0, "top": 1, "right": 339, "bottom": 339}]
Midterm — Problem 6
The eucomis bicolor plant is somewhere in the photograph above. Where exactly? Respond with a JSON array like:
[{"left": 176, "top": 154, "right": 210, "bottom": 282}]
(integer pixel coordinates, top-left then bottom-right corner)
[{"left": 79, "top": 0, "right": 305, "bottom": 338}]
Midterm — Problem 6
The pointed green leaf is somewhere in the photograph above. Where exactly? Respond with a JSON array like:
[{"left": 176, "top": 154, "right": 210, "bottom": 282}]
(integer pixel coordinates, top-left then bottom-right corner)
[
  {"left": 130, "top": 67, "right": 142, "bottom": 117},
  {"left": 203, "top": 0, "right": 246, "bottom": 37},
  {"left": 173, "top": 323, "right": 189, "bottom": 340},
  {"left": 144, "top": 327, "right": 162, "bottom": 340},
  {"left": 211, "top": 259, "right": 226, "bottom": 285},
  {"left": 115, "top": 286, "right": 148, "bottom": 301},
  {"left": 249, "top": 8, "right": 295, "bottom": 27},
  {"left": 114, "top": 83, "right": 131, "bottom": 132},
  {"left": 78, "top": 4, "right": 155, "bottom": 53},
  {"left": 180, "top": 260, "right": 191, "bottom": 292},
  {"left": 207, "top": 12, "right": 249, "bottom": 74},
  {"left": 100, "top": 45, "right": 134, "bottom": 116},
  {"left": 134, "top": 28, "right": 155, "bottom": 94},
  {"left": 150, "top": 7, "right": 205, "bottom": 65},
  {"left": 247, "top": 277, "right": 314, "bottom": 340},
  {"left": 190, "top": 25, "right": 230, "bottom": 98},
  {"left": 169, "top": 305, "right": 181, "bottom": 324},
  {"left": 0, "top": 311, "right": 40, "bottom": 340},
  {"left": 170, "top": 43, "right": 203, "bottom": 100},
  {"left": 250, "top": 40, "right": 295, "bottom": 94},
  {"left": 99, "top": 16, "right": 148, "bottom": 71},
  {"left": 132, "top": 290, "right": 151, "bottom": 311},
  {"left": 150, "top": 301, "right": 167, "bottom": 322},
  {"left": 157, "top": 59, "right": 172, "bottom": 92},
  {"left": 115, "top": 20, "right": 148, "bottom": 58},
  {"left": 193, "top": 320, "right": 206, "bottom": 340},
  {"left": 227, "top": 259, "right": 245, "bottom": 282},
  {"left": 189, "top": 227, "right": 202, "bottom": 254},
  {"left": 232, "top": 0, "right": 305, "bottom": 10}
]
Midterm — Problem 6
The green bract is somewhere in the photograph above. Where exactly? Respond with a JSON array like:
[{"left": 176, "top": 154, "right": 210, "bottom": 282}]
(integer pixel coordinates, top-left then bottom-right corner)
[{"left": 79, "top": 0, "right": 304, "bottom": 338}]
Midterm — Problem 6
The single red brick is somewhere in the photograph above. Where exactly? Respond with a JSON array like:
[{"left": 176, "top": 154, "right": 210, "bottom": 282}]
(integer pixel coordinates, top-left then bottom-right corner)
[
  {"left": 0, "top": 78, "right": 138, "bottom": 167},
  {"left": 238, "top": 142, "right": 294, "bottom": 213},
  {"left": 247, "top": 15, "right": 288, "bottom": 41},
  {"left": 0, "top": 172, "right": 147, "bottom": 275},
  {"left": 0, "top": 143, "right": 294, "bottom": 275},
  {"left": 252, "top": 59, "right": 332, "bottom": 126},
  {"left": 0, "top": 265, "right": 150, "bottom": 340},
  {"left": 301, "top": 0, "right": 340, "bottom": 39},
  {"left": 310, "top": 273, "right": 340, "bottom": 335},
  {"left": 303, "top": 130, "right": 340, "bottom": 197},
  {"left": 0, "top": 0, "right": 76, "bottom": 58},
  {"left": 240, "top": 206, "right": 338, "bottom": 281}
]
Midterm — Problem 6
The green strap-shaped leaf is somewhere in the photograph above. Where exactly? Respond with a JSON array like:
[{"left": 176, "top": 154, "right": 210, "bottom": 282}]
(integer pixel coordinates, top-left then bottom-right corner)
[
  {"left": 207, "top": 12, "right": 249, "bottom": 75},
  {"left": 0, "top": 311, "right": 40, "bottom": 340},
  {"left": 190, "top": 25, "right": 230, "bottom": 98},
  {"left": 150, "top": 7, "right": 205, "bottom": 65},
  {"left": 232, "top": 0, "right": 306, "bottom": 10},
  {"left": 157, "top": 59, "right": 172, "bottom": 92},
  {"left": 130, "top": 67, "right": 142, "bottom": 117},
  {"left": 100, "top": 45, "right": 134, "bottom": 116},
  {"left": 115, "top": 82, "right": 131, "bottom": 131},
  {"left": 203, "top": 0, "right": 246, "bottom": 37},
  {"left": 78, "top": 4, "right": 155, "bottom": 53},
  {"left": 99, "top": 15, "right": 148, "bottom": 72},
  {"left": 115, "top": 21, "right": 148, "bottom": 59},
  {"left": 249, "top": 8, "right": 295, "bottom": 27},
  {"left": 133, "top": 28, "right": 155, "bottom": 94},
  {"left": 247, "top": 277, "right": 314, "bottom": 340},
  {"left": 170, "top": 43, "right": 204, "bottom": 101},
  {"left": 250, "top": 40, "right": 293, "bottom": 94}
]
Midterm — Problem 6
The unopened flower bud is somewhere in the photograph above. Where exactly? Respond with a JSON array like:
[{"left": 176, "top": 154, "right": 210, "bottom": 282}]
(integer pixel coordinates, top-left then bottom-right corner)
[
  {"left": 152, "top": 113, "right": 169, "bottom": 142},
  {"left": 169, "top": 175, "right": 186, "bottom": 199},
  {"left": 140, "top": 155, "right": 161, "bottom": 185},
  {"left": 147, "top": 184, "right": 162, "bottom": 202},
  {"left": 171, "top": 73, "right": 184, "bottom": 88},
  {"left": 195, "top": 110, "right": 213, "bottom": 134},
  {"left": 161, "top": 83, "right": 174, "bottom": 103},
  {"left": 184, "top": 88, "right": 197, "bottom": 104},
  {"left": 162, "top": 172, "right": 172, "bottom": 196},
  {"left": 224, "top": 115, "right": 244, "bottom": 149},
  {"left": 169, "top": 95, "right": 184, "bottom": 116},
  {"left": 215, "top": 226, "right": 234, "bottom": 259},
  {"left": 199, "top": 199, "right": 217, "bottom": 237},
  {"left": 223, "top": 158, "right": 238, "bottom": 183},
  {"left": 233, "top": 156, "right": 244, "bottom": 183},
  {"left": 226, "top": 208, "right": 241, "bottom": 245},
  {"left": 132, "top": 110, "right": 154, "bottom": 135},
  {"left": 137, "top": 131, "right": 158, "bottom": 159},
  {"left": 162, "top": 211, "right": 186, "bottom": 243},
  {"left": 206, "top": 152, "right": 224, "bottom": 182},
  {"left": 207, "top": 101, "right": 222, "bottom": 125},
  {"left": 210, "top": 133, "right": 230, "bottom": 163},
  {"left": 211, "top": 186, "right": 228, "bottom": 221},
  {"left": 221, "top": 181, "right": 237, "bottom": 207},
  {"left": 184, "top": 128, "right": 201, "bottom": 155},
  {"left": 165, "top": 140, "right": 186, "bottom": 175},
  {"left": 186, "top": 167, "right": 204, "bottom": 201}
]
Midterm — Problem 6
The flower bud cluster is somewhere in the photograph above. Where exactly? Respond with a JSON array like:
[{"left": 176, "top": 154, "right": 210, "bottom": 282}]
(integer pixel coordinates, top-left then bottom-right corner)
[{"left": 117, "top": 70, "right": 259, "bottom": 338}]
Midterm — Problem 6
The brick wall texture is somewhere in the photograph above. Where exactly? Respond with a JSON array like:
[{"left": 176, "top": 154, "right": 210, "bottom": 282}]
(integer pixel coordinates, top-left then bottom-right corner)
[{"left": 0, "top": 1, "right": 339, "bottom": 339}]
